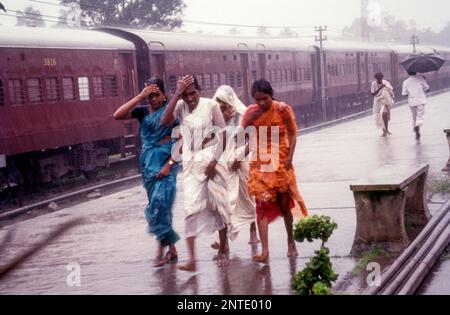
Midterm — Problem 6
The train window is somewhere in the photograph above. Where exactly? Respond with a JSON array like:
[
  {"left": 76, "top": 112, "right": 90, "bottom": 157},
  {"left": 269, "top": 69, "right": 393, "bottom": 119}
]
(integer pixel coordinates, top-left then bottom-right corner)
[
  {"left": 251, "top": 70, "right": 257, "bottom": 82},
  {"left": 167, "top": 75, "right": 177, "bottom": 94},
  {"left": 233, "top": 55, "right": 238, "bottom": 61},
  {"left": 223, "top": 55, "right": 227, "bottom": 62},
  {"left": 293, "top": 69, "right": 298, "bottom": 82},
  {"left": 289, "top": 69, "right": 293, "bottom": 82},
  {"left": 196, "top": 74, "right": 204, "bottom": 88},
  {"left": 265, "top": 70, "right": 271, "bottom": 81},
  {"left": 8, "top": 79, "right": 25, "bottom": 105},
  {"left": 45, "top": 78, "right": 60, "bottom": 102},
  {"left": 220, "top": 73, "right": 227, "bottom": 85},
  {"left": 213, "top": 73, "right": 220, "bottom": 89},
  {"left": 228, "top": 73, "right": 235, "bottom": 87},
  {"left": 63, "top": 77, "right": 76, "bottom": 101},
  {"left": 105, "top": 76, "right": 118, "bottom": 97},
  {"left": 236, "top": 72, "right": 242, "bottom": 88},
  {"left": 284, "top": 69, "right": 288, "bottom": 82},
  {"left": 27, "top": 78, "right": 43, "bottom": 103},
  {"left": 204, "top": 74, "right": 212, "bottom": 90},
  {"left": 269, "top": 70, "right": 274, "bottom": 83},
  {"left": 327, "top": 65, "right": 332, "bottom": 76},
  {"left": 78, "top": 77, "right": 90, "bottom": 101},
  {"left": 268, "top": 54, "right": 272, "bottom": 60},
  {"left": 276, "top": 54, "right": 279, "bottom": 60},
  {"left": 278, "top": 70, "right": 282, "bottom": 83},
  {"left": 93, "top": 76, "right": 105, "bottom": 97},
  {"left": 0, "top": 79, "right": 4, "bottom": 106},
  {"left": 305, "top": 69, "right": 311, "bottom": 81}
]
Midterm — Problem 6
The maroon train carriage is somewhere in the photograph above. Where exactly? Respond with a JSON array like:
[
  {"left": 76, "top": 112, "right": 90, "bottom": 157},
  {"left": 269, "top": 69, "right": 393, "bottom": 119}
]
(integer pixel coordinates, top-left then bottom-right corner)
[
  {"left": 0, "top": 26, "right": 137, "bottom": 189},
  {"left": 99, "top": 28, "right": 320, "bottom": 124},
  {"left": 100, "top": 28, "right": 449, "bottom": 127}
]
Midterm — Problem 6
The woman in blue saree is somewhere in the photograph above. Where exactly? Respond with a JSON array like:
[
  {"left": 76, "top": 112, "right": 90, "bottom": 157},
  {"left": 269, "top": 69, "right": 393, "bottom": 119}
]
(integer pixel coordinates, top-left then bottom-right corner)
[{"left": 114, "top": 78, "right": 180, "bottom": 267}]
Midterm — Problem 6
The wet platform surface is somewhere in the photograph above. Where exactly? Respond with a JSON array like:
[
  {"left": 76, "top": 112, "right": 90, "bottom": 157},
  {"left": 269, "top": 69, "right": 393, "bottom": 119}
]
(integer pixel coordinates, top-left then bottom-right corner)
[{"left": 0, "top": 92, "right": 449, "bottom": 295}]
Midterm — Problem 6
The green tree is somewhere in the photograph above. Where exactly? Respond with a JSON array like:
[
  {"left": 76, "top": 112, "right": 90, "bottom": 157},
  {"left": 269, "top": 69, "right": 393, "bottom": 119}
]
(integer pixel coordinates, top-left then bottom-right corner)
[
  {"left": 60, "top": 0, "right": 185, "bottom": 29},
  {"left": 16, "top": 6, "right": 45, "bottom": 27},
  {"left": 341, "top": 12, "right": 441, "bottom": 45}
]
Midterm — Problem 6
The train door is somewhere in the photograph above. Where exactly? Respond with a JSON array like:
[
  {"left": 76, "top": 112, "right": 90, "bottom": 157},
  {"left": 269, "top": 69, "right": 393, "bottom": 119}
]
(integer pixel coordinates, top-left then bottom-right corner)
[
  {"left": 119, "top": 53, "right": 135, "bottom": 101},
  {"left": 119, "top": 53, "right": 138, "bottom": 160},
  {"left": 356, "top": 52, "right": 362, "bottom": 92},
  {"left": 240, "top": 53, "right": 251, "bottom": 104},
  {"left": 150, "top": 53, "right": 166, "bottom": 82},
  {"left": 364, "top": 52, "right": 370, "bottom": 91},
  {"left": 257, "top": 52, "right": 267, "bottom": 79},
  {"left": 390, "top": 52, "right": 399, "bottom": 91},
  {"left": 311, "top": 48, "right": 320, "bottom": 102}
]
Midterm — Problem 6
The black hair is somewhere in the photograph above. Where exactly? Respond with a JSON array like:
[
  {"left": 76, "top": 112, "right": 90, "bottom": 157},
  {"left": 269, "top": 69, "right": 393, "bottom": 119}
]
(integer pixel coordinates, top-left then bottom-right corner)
[
  {"left": 251, "top": 79, "right": 274, "bottom": 98},
  {"left": 145, "top": 78, "right": 165, "bottom": 94},
  {"left": 408, "top": 71, "right": 417, "bottom": 76},
  {"left": 190, "top": 75, "right": 202, "bottom": 90},
  {"left": 374, "top": 72, "right": 384, "bottom": 78}
]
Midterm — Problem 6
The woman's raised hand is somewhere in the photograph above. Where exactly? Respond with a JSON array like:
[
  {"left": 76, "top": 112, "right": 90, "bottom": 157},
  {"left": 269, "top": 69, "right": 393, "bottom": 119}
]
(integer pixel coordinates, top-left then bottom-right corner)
[
  {"left": 139, "top": 84, "right": 160, "bottom": 99},
  {"left": 175, "top": 75, "right": 195, "bottom": 96},
  {"left": 223, "top": 106, "right": 236, "bottom": 123}
]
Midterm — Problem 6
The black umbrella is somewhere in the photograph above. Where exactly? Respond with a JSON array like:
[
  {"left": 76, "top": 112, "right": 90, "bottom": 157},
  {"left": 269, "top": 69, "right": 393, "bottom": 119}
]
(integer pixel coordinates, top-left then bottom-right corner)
[{"left": 400, "top": 53, "right": 447, "bottom": 73}]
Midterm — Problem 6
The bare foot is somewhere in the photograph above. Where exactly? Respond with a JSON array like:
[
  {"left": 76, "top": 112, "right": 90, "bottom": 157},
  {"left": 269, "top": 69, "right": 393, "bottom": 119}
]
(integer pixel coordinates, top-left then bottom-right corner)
[
  {"left": 153, "top": 258, "right": 167, "bottom": 268},
  {"left": 178, "top": 262, "right": 197, "bottom": 272},
  {"left": 210, "top": 242, "right": 220, "bottom": 250},
  {"left": 217, "top": 252, "right": 230, "bottom": 267},
  {"left": 287, "top": 242, "right": 298, "bottom": 258},
  {"left": 253, "top": 253, "right": 270, "bottom": 264},
  {"left": 248, "top": 233, "right": 260, "bottom": 245},
  {"left": 153, "top": 250, "right": 165, "bottom": 267}
]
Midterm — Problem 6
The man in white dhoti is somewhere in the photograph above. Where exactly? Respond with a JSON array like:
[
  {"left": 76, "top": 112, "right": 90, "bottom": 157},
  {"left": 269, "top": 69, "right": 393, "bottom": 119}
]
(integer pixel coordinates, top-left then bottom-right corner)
[
  {"left": 402, "top": 71, "right": 430, "bottom": 141},
  {"left": 371, "top": 72, "right": 395, "bottom": 137}
]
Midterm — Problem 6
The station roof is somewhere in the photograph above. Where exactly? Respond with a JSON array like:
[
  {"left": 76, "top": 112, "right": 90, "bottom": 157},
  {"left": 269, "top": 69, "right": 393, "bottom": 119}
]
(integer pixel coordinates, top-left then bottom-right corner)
[{"left": 0, "top": 26, "right": 135, "bottom": 50}]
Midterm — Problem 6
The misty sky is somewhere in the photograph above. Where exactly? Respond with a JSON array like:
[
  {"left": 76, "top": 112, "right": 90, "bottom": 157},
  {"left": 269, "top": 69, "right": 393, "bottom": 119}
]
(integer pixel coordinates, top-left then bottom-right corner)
[{"left": 1, "top": 0, "right": 449, "bottom": 37}]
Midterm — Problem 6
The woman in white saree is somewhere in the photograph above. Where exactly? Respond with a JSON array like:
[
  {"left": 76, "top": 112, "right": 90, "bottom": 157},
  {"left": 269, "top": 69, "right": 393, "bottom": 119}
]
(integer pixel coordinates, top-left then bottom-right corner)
[
  {"left": 212, "top": 85, "right": 258, "bottom": 247},
  {"left": 161, "top": 76, "right": 231, "bottom": 271}
]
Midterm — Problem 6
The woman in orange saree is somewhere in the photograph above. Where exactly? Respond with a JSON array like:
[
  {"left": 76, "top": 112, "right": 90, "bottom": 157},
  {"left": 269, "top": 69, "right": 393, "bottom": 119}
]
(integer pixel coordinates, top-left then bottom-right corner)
[{"left": 241, "top": 79, "right": 308, "bottom": 263}]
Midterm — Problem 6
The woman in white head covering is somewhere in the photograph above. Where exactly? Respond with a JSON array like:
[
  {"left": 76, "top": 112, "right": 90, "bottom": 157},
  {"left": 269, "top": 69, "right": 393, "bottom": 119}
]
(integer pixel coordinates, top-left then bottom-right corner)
[{"left": 211, "top": 85, "right": 259, "bottom": 249}]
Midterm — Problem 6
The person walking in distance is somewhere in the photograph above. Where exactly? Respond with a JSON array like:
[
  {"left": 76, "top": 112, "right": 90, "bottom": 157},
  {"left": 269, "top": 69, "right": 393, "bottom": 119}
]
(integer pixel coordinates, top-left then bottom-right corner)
[{"left": 402, "top": 71, "right": 430, "bottom": 140}]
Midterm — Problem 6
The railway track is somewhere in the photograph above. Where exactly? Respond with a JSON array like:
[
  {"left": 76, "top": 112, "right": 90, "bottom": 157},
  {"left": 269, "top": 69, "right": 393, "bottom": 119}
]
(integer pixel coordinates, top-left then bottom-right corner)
[
  {"left": 364, "top": 199, "right": 450, "bottom": 295},
  {"left": 0, "top": 173, "right": 142, "bottom": 222}
]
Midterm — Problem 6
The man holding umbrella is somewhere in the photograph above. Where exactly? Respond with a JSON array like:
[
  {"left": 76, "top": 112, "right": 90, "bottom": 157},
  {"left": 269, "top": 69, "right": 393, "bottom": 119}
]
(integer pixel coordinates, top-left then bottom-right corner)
[
  {"left": 402, "top": 71, "right": 430, "bottom": 140},
  {"left": 400, "top": 51, "right": 447, "bottom": 141}
]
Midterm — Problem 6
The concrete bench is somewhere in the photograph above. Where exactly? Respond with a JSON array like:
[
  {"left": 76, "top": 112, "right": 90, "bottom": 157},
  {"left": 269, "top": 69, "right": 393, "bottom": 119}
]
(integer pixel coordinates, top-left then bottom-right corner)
[
  {"left": 443, "top": 129, "right": 450, "bottom": 172},
  {"left": 350, "top": 164, "right": 431, "bottom": 255}
]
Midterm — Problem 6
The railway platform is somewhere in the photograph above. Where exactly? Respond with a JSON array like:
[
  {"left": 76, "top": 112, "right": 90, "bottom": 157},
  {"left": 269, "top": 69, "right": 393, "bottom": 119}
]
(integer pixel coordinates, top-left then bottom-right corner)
[{"left": 0, "top": 91, "right": 449, "bottom": 295}]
